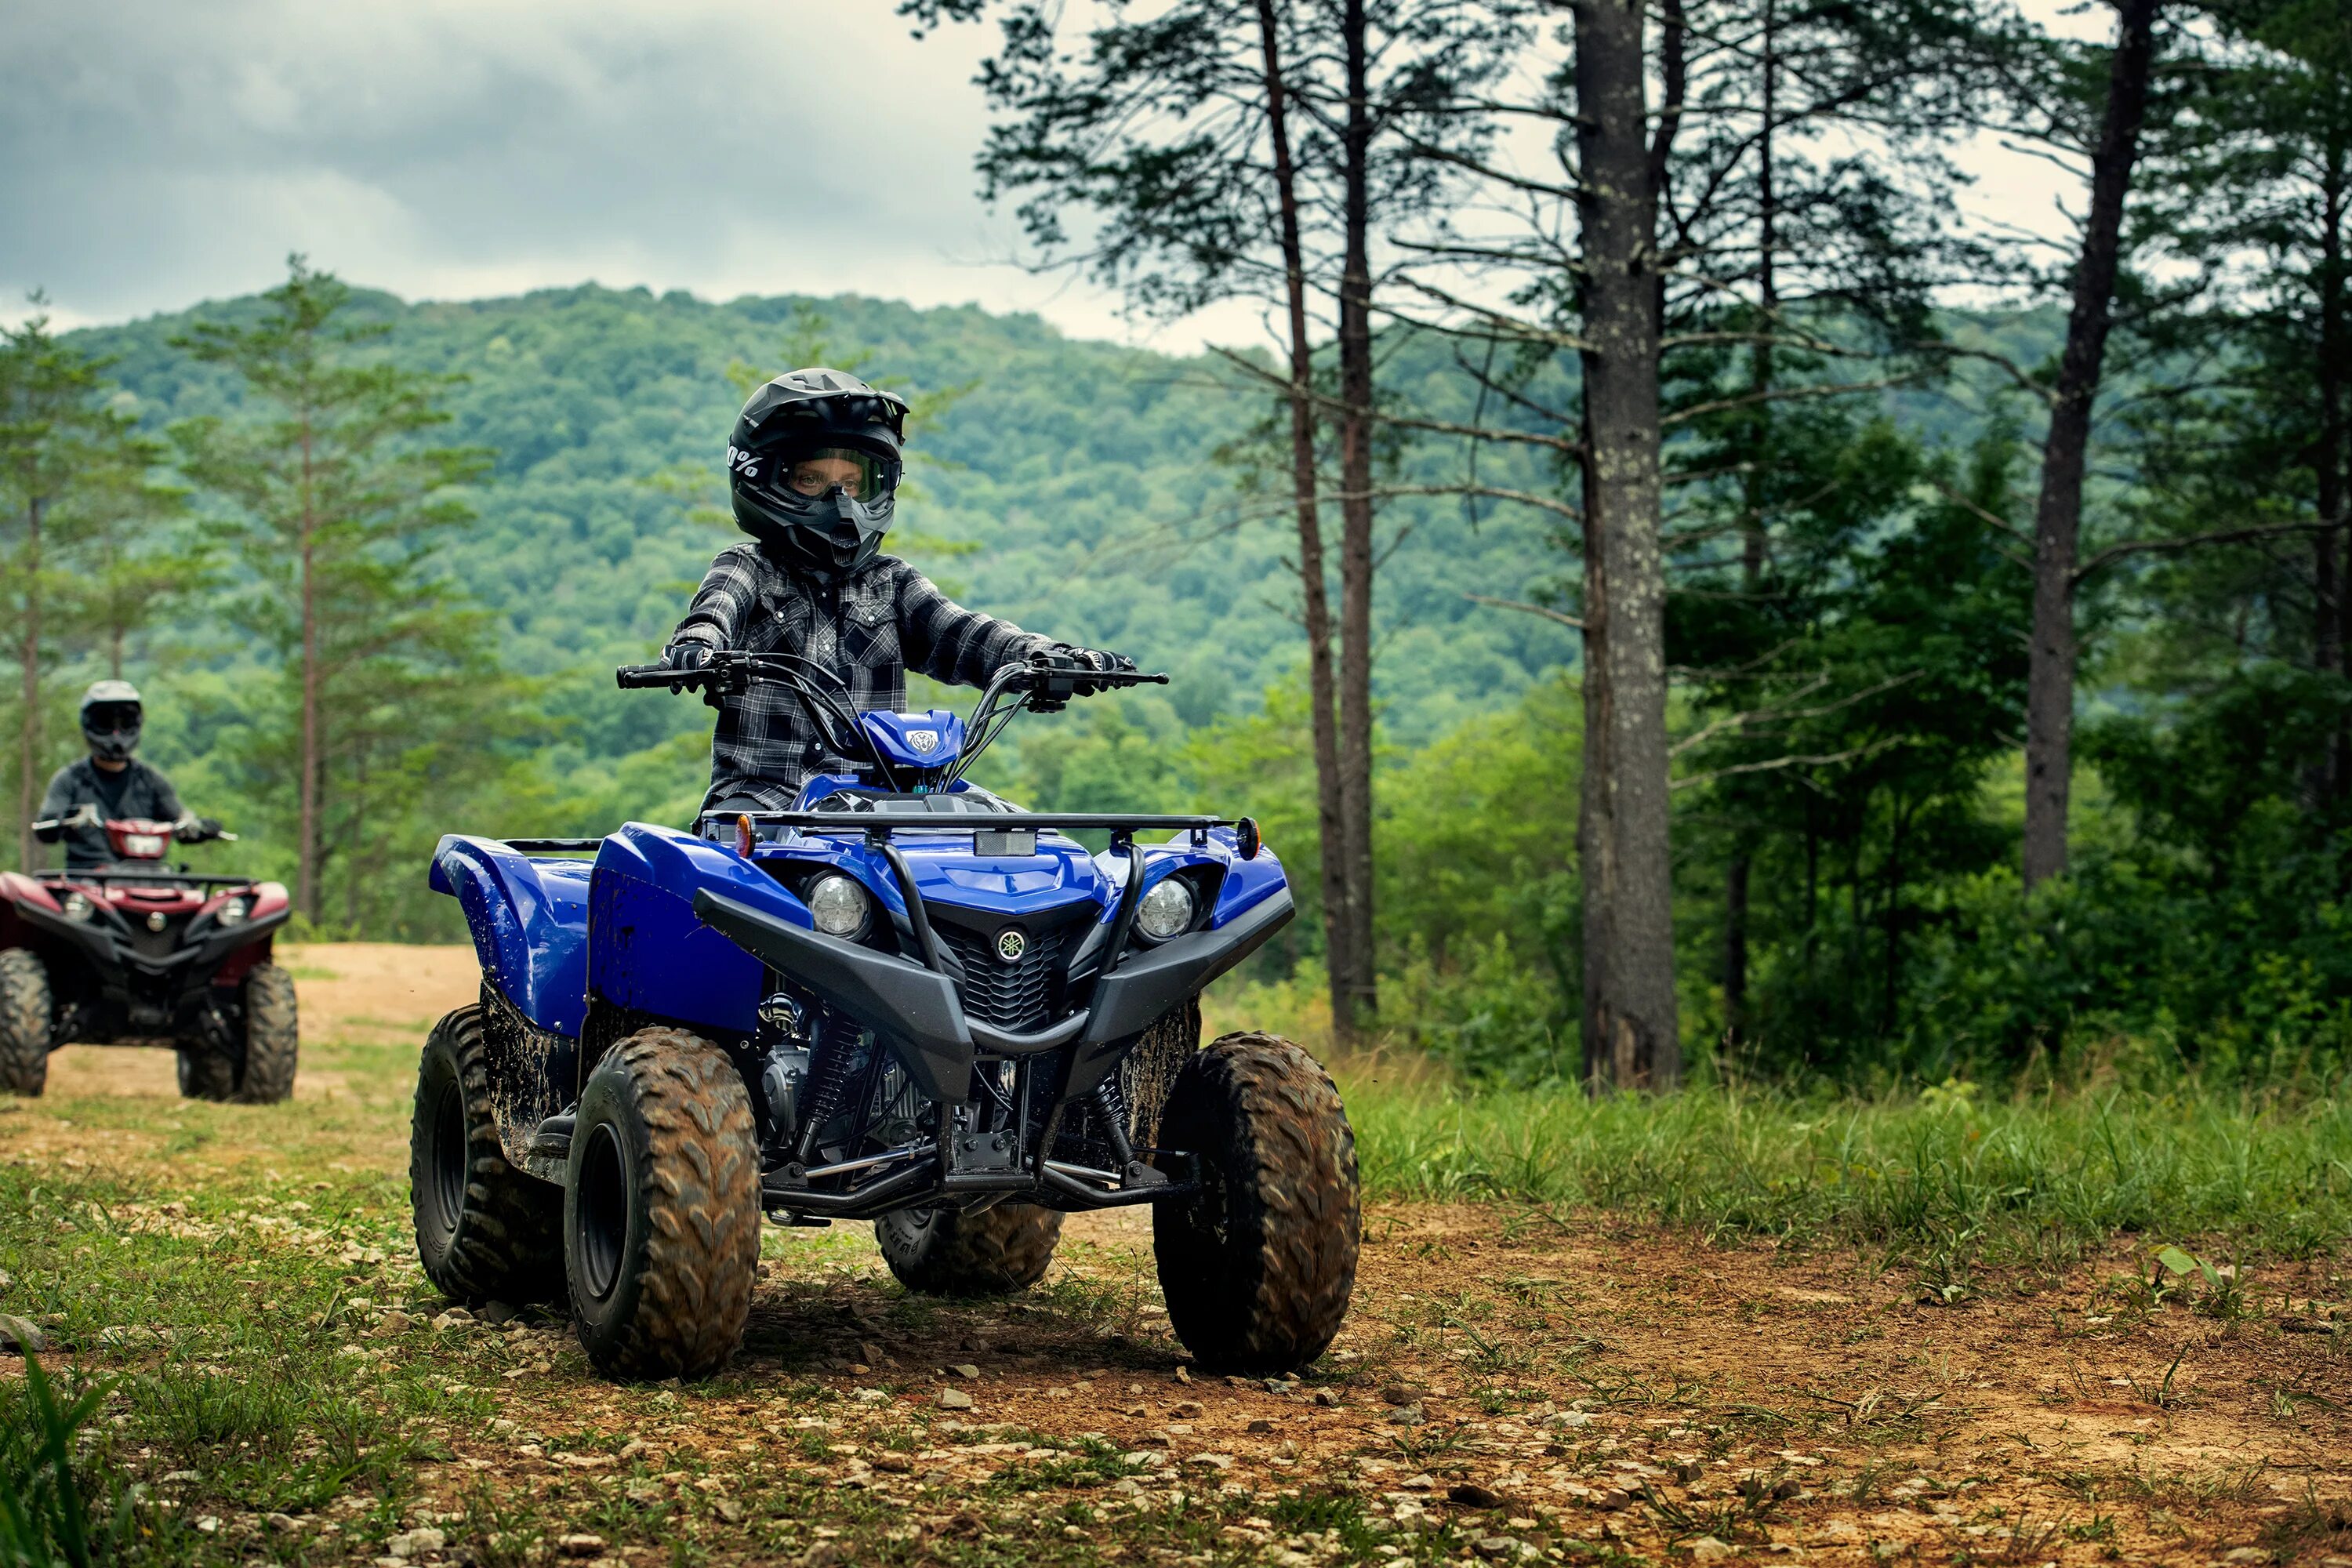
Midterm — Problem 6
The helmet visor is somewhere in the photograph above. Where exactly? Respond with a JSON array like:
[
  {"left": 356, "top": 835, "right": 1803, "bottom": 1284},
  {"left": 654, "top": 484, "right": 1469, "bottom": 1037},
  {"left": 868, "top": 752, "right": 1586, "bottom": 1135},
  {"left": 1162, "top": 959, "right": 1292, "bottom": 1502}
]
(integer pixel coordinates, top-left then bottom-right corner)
[
  {"left": 774, "top": 448, "right": 890, "bottom": 503},
  {"left": 83, "top": 702, "right": 141, "bottom": 734}
]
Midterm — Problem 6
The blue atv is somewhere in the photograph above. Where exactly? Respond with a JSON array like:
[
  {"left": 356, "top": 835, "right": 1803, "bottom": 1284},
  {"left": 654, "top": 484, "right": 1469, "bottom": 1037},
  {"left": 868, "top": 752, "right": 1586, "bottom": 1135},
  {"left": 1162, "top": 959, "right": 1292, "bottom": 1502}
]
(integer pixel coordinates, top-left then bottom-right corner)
[{"left": 409, "top": 649, "right": 1359, "bottom": 1381}]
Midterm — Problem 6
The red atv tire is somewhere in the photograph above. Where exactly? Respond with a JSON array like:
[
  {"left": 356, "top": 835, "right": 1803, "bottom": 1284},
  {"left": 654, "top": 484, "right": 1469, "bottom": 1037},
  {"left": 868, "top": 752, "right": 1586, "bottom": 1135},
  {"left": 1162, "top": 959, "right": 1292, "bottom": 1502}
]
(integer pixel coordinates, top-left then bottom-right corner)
[{"left": 0, "top": 949, "right": 52, "bottom": 1098}]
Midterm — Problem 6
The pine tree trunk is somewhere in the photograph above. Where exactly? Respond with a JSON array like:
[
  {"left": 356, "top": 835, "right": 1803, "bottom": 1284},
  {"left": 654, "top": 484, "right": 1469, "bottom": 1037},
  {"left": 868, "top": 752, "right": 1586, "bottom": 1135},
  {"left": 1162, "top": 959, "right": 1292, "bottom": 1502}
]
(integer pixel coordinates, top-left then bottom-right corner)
[
  {"left": 1334, "top": 0, "right": 1378, "bottom": 1034},
  {"left": 1577, "top": 421, "right": 1617, "bottom": 1084},
  {"left": 2318, "top": 136, "right": 2347, "bottom": 800},
  {"left": 1576, "top": 0, "right": 1679, "bottom": 1089},
  {"left": 297, "top": 414, "right": 321, "bottom": 924},
  {"left": 1254, "top": 0, "right": 1356, "bottom": 1036},
  {"left": 2022, "top": 0, "right": 2161, "bottom": 889},
  {"left": 1723, "top": 0, "right": 1775, "bottom": 1048},
  {"left": 16, "top": 496, "right": 42, "bottom": 873}
]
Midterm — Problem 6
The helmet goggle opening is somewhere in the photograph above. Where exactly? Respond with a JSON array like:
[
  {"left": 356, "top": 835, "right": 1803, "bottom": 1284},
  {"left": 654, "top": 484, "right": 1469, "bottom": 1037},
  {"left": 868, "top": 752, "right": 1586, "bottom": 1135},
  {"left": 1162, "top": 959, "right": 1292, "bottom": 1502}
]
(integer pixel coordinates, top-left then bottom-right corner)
[
  {"left": 772, "top": 447, "right": 892, "bottom": 503},
  {"left": 83, "top": 703, "right": 141, "bottom": 734}
]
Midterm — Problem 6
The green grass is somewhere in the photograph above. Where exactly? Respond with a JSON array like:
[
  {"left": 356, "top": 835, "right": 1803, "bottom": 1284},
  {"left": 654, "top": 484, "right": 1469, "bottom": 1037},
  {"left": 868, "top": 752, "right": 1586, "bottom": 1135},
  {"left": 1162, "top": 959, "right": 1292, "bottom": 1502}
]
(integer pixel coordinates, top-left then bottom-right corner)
[{"left": 1341, "top": 1070, "right": 2352, "bottom": 1270}]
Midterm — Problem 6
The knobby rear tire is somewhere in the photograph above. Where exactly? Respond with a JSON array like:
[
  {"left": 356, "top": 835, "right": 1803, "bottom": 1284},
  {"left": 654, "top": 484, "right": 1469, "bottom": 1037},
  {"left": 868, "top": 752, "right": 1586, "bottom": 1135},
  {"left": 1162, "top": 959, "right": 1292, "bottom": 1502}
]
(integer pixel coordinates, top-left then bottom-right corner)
[
  {"left": 234, "top": 964, "right": 299, "bottom": 1104},
  {"left": 876, "top": 1203, "right": 1063, "bottom": 1296},
  {"left": 1153, "top": 1031, "right": 1360, "bottom": 1374},
  {"left": 410, "top": 1004, "right": 565, "bottom": 1305},
  {"left": 176, "top": 1044, "right": 236, "bottom": 1102},
  {"left": 565, "top": 1028, "right": 760, "bottom": 1381},
  {"left": 0, "top": 949, "right": 52, "bottom": 1098}
]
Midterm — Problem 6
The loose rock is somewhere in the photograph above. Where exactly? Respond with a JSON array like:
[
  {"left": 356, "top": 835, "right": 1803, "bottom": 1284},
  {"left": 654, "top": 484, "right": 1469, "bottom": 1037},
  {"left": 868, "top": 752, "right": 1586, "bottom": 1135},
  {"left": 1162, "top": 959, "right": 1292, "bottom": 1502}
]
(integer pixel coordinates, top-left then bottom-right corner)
[
  {"left": 950, "top": 1363, "right": 982, "bottom": 1380},
  {"left": 557, "top": 1534, "right": 606, "bottom": 1558},
  {"left": 387, "top": 1527, "right": 446, "bottom": 1559},
  {"left": 1690, "top": 1537, "right": 1735, "bottom": 1562},
  {"left": 0, "top": 1313, "right": 45, "bottom": 1352},
  {"left": 1450, "top": 1482, "right": 1506, "bottom": 1509},
  {"left": 937, "top": 1388, "right": 975, "bottom": 1411}
]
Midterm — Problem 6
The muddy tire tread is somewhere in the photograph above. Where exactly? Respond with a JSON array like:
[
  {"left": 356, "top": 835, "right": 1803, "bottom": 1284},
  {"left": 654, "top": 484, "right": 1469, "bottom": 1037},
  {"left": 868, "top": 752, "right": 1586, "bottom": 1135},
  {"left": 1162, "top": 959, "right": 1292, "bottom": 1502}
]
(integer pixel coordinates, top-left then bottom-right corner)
[
  {"left": 235, "top": 964, "right": 299, "bottom": 1104},
  {"left": 176, "top": 1044, "right": 236, "bottom": 1102},
  {"left": 0, "top": 949, "right": 51, "bottom": 1098},
  {"left": 572, "top": 1029, "right": 760, "bottom": 1380},
  {"left": 1154, "top": 1031, "right": 1360, "bottom": 1374},
  {"left": 876, "top": 1203, "right": 1064, "bottom": 1297},
  {"left": 411, "top": 1004, "right": 564, "bottom": 1303}
]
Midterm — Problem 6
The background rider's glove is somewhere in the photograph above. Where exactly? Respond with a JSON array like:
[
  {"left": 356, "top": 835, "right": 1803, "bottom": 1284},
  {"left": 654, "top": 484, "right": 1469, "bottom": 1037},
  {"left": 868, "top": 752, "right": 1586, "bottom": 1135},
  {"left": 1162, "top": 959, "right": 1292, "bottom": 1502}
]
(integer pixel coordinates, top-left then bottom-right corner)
[{"left": 175, "top": 816, "right": 223, "bottom": 844}]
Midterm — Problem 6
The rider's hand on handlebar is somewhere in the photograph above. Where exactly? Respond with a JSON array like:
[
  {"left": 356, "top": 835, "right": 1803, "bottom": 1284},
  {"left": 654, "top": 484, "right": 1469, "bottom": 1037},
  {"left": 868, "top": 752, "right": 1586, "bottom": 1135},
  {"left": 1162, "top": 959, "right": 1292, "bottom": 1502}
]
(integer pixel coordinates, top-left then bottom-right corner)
[
  {"left": 662, "top": 641, "right": 715, "bottom": 674},
  {"left": 175, "top": 816, "right": 223, "bottom": 844}
]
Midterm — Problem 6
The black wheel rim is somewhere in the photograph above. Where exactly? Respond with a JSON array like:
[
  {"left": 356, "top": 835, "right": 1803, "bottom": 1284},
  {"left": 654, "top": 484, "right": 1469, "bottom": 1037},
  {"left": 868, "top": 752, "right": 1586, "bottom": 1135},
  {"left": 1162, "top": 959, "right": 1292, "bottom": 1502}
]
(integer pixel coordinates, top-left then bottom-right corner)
[
  {"left": 575, "top": 1123, "right": 627, "bottom": 1302},
  {"left": 430, "top": 1079, "right": 466, "bottom": 1240}
]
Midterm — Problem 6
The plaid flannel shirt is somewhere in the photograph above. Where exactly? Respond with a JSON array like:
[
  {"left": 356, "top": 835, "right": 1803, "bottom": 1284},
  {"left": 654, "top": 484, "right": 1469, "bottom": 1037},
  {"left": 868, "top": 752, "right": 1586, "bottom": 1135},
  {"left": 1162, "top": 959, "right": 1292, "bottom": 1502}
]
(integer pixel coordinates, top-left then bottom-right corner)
[{"left": 671, "top": 543, "right": 1051, "bottom": 811}]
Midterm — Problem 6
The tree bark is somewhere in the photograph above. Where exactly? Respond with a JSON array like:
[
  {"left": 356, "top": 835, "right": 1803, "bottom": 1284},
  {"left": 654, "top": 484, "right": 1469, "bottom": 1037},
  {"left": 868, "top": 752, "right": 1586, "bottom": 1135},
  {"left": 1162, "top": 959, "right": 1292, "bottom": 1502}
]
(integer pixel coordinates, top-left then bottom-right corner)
[
  {"left": 2318, "top": 132, "right": 2347, "bottom": 800},
  {"left": 2021, "top": 0, "right": 2161, "bottom": 888},
  {"left": 1254, "top": 0, "right": 1356, "bottom": 1039},
  {"left": 1577, "top": 416, "right": 1617, "bottom": 1085},
  {"left": 298, "top": 399, "right": 321, "bottom": 924},
  {"left": 1334, "top": 0, "right": 1379, "bottom": 1033},
  {"left": 1722, "top": 0, "right": 1774, "bottom": 1048},
  {"left": 1576, "top": 0, "right": 1679, "bottom": 1088},
  {"left": 17, "top": 496, "right": 42, "bottom": 874}
]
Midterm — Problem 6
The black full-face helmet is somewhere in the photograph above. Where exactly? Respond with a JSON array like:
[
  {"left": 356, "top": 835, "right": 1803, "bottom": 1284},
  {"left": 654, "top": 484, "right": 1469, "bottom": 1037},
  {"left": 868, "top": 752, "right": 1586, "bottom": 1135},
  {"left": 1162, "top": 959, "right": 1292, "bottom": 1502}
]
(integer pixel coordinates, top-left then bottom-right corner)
[
  {"left": 728, "top": 368, "right": 911, "bottom": 579},
  {"left": 80, "top": 679, "right": 143, "bottom": 764}
]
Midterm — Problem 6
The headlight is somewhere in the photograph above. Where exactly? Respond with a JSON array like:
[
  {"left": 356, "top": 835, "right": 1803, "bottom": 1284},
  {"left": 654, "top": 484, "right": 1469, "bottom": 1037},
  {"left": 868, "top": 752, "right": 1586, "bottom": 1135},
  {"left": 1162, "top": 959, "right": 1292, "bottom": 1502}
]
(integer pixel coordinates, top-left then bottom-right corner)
[
  {"left": 805, "top": 874, "right": 869, "bottom": 939},
  {"left": 215, "top": 898, "right": 247, "bottom": 927},
  {"left": 62, "top": 891, "right": 93, "bottom": 922},
  {"left": 1135, "top": 877, "right": 1196, "bottom": 941}
]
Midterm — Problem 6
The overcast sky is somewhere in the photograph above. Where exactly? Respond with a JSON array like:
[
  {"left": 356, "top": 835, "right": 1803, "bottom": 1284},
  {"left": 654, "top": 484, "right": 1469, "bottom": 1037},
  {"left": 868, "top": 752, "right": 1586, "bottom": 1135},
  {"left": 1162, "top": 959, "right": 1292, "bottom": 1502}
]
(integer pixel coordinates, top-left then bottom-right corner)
[{"left": 2, "top": 0, "right": 2100, "bottom": 353}]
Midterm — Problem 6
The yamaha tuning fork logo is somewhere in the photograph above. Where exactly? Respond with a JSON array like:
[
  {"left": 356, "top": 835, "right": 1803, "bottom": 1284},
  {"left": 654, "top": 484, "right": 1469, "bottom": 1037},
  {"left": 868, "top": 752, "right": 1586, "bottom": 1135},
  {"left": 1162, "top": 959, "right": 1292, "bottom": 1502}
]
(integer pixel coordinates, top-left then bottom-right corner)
[{"left": 995, "top": 929, "right": 1028, "bottom": 964}]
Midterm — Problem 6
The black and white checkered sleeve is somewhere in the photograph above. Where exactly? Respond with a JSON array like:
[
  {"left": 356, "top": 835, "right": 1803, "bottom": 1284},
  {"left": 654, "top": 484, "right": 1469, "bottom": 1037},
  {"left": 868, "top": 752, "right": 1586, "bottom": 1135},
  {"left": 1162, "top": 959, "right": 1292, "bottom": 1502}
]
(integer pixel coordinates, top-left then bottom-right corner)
[
  {"left": 897, "top": 565, "right": 1051, "bottom": 688},
  {"left": 672, "top": 546, "right": 764, "bottom": 651}
]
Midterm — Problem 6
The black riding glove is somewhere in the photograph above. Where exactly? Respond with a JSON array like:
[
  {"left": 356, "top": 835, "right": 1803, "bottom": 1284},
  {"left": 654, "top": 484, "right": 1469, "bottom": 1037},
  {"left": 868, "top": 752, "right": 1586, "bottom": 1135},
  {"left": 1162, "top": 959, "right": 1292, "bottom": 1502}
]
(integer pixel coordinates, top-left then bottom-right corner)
[
  {"left": 175, "top": 817, "right": 223, "bottom": 844},
  {"left": 1045, "top": 644, "right": 1136, "bottom": 676},
  {"left": 662, "top": 641, "right": 715, "bottom": 673}
]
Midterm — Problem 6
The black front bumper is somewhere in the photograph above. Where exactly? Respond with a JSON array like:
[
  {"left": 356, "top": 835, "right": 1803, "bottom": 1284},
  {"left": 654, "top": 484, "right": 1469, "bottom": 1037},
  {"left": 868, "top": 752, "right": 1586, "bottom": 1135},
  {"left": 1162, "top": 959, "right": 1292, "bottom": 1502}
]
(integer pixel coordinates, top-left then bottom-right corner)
[
  {"left": 15, "top": 899, "right": 289, "bottom": 1036},
  {"left": 691, "top": 885, "right": 1294, "bottom": 1106}
]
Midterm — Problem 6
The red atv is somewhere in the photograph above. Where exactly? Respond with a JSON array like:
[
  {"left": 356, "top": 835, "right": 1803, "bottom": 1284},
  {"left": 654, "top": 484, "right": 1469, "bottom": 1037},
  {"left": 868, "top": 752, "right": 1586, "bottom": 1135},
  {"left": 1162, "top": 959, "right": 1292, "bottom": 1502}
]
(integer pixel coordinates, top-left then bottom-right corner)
[{"left": 1, "top": 808, "right": 296, "bottom": 1102}]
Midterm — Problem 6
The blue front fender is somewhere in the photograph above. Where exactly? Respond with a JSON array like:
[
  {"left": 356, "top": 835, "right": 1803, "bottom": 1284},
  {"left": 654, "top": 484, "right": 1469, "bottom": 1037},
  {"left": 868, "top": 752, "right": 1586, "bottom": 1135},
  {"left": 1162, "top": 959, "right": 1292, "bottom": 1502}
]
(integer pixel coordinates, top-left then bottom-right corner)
[
  {"left": 429, "top": 837, "right": 593, "bottom": 1036},
  {"left": 587, "top": 822, "right": 815, "bottom": 1036}
]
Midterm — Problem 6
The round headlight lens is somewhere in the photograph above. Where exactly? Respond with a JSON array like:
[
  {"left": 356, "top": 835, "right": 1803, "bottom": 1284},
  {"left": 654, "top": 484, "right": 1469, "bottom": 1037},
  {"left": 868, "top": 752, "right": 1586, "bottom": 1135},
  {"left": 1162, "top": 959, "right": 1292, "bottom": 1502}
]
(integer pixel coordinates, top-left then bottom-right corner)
[
  {"left": 1135, "top": 876, "right": 1196, "bottom": 941},
  {"left": 805, "top": 874, "right": 869, "bottom": 939},
  {"left": 216, "top": 898, "right": 247, "bottom": 927},
  {"left": 61, "top": 891, "right": 93, "bottom": 922}
]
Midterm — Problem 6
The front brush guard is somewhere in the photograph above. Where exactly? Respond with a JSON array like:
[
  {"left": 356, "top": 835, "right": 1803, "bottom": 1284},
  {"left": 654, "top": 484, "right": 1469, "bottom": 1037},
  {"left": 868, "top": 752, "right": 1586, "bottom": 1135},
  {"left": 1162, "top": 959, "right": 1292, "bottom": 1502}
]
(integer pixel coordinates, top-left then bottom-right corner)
[{"left": 690, "top": 883, "right": 1293, "bottom": 1111}]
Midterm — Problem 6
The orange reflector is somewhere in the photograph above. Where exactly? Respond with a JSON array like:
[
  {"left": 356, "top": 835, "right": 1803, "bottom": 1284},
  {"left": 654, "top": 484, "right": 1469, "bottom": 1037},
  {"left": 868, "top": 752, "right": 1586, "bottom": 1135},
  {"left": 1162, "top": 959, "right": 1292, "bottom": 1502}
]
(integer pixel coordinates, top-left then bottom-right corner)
[{"left": 735, "top": 814, "right": 754, "bottom": 858}]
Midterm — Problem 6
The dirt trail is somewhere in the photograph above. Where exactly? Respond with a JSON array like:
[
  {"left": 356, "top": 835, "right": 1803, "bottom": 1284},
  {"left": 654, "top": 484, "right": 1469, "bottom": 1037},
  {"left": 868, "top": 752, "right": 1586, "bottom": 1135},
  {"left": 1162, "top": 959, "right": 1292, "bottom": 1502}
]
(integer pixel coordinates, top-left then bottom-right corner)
[{"left": 10, "top": 946, "right": 2349, "bottom": 1566}]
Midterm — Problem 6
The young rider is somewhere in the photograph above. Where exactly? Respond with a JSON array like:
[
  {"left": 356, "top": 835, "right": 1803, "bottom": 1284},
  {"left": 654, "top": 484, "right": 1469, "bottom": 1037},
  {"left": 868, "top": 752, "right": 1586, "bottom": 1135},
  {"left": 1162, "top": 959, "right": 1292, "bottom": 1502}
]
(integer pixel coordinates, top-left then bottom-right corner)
[
  {"left": 33, "top": 681, "right": 220, "bottom": 870},
  {"left": 664, "top": 368, "right": 1132, "bottom": 815}
]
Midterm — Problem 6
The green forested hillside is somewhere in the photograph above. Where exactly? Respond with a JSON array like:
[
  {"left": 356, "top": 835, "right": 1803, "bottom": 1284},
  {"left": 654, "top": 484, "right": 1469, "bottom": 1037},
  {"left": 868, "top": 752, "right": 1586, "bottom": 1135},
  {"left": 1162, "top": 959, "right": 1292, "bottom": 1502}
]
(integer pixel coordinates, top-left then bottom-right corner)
[{"left": 72, "top": 284, "right": 1579, "bottom": 767}]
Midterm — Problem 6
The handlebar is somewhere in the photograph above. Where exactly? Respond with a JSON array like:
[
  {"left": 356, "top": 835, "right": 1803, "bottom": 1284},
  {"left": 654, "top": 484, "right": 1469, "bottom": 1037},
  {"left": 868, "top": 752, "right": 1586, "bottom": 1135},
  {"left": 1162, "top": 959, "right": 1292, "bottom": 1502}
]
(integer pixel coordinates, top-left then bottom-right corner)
[
  {"left": 615, "top": 648, "right": 1170, "bottom": 789},
  {"left": 28, "top": 811, "right": 235, "bottom": 843},
  {"left": 613, "top": 652, "right": 1169, "bottom": 698}
]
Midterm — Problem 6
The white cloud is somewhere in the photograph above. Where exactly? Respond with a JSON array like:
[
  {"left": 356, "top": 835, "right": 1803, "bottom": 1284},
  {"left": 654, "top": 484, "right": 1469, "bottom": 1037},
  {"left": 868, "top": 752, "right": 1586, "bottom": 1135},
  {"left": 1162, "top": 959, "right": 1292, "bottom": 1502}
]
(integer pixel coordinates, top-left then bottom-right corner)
[{"left": 1, "top": 0, "right": 2110, "bottom": 347}]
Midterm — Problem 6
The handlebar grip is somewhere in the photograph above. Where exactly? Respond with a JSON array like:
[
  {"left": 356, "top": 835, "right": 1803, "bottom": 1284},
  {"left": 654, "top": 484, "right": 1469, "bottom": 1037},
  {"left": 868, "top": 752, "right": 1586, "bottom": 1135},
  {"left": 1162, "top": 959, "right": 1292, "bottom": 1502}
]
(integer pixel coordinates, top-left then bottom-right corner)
[{"left": 615, "top": 664, "right": 688, "bottom": 690}]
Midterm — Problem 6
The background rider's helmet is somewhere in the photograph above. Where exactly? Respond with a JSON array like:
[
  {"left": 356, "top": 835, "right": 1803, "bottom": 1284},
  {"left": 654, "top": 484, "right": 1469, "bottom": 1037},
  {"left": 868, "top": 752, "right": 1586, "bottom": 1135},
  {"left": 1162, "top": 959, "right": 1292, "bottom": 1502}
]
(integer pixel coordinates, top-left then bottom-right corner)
[
  {"left": 79, "top": 680, "right": 143, "bottom": 763},
  {"left": 727, "top": 368, "right": 910, "bottom": 579}
]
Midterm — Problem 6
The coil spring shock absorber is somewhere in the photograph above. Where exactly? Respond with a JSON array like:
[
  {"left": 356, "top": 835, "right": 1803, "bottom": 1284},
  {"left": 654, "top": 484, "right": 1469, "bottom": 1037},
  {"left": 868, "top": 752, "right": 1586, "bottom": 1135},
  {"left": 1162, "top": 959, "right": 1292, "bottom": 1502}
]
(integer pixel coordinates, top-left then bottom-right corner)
[
  {"left": 791, "top": 1021, "right": 858, "bottom": 1167},
  {"left": 1092, "top": 1075, "right": 1138, "bottom": 1167}
]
